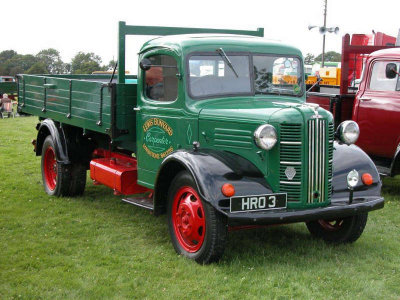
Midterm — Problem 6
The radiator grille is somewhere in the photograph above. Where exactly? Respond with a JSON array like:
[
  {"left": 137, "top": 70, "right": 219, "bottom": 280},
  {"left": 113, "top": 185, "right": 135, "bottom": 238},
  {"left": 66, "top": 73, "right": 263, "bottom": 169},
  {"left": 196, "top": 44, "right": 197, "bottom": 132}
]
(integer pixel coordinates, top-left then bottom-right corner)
[
  {"left": 280, "top": 124, "right": 302, "bottom": 202},
  {"left": 279, "top": 120, "right": 333, "bottom": 204},
  {"left": 307, "top": 119, "right": 330, "bottom": 203}
]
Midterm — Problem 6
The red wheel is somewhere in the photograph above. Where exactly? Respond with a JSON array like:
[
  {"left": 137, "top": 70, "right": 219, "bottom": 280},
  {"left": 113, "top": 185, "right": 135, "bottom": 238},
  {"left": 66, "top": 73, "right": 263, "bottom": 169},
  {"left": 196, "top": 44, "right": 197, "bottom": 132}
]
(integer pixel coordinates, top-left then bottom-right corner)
[
  {"left": 306, "top": 213, "right": 368, "bottom": 244},
  {"left": 172, "top": 186, "right": 206, "bottom": 252},
  {"left": 41, "top": 136, "right": 72, "bottom": 196},
  {"left": 167, "top": 171, "right": 227, "bottom": 264},
  {"left": 43, "top": 146, "right": 57, "bottom": 191},
  {"left": 317, "top": 219, "right": 345, "bottom": 232}
]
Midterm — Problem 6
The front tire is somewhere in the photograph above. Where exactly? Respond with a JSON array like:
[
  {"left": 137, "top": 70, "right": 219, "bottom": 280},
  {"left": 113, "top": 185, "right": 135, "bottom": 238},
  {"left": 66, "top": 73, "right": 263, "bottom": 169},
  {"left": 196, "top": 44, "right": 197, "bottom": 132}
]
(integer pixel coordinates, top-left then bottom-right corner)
[
  {"left": 306, "top": 213, "right": 368, "bottom": 244},
  {"left": 167, "top": 171, "right": 227, "bottom": 264}
]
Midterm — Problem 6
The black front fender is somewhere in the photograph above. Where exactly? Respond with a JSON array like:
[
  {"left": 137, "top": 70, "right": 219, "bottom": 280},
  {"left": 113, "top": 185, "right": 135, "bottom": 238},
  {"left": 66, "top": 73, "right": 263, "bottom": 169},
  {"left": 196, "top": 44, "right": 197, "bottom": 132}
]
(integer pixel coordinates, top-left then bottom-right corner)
[
  {"left": 153, "top": 149, "right": 272, "bottom": 215},
  {"left": 332, "top": 142, "right": 382, "bottom": 201}
]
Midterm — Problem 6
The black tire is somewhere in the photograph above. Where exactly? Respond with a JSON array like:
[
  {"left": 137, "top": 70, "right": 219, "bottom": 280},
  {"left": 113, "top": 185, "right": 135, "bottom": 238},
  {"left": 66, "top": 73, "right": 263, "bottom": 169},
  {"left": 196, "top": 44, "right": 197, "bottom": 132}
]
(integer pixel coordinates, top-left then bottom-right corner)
[
  {"left": 41, "top": 136, "right": 72, "bottom": 197},
  {"left": 167, "top": 171, "right": 227, "bottom": 264},
  {"left": 306, "top": 213, "right": 368, "bottom": 244},
  {"left": 68, "top": 163, "right": 87, "bottom": 196}
]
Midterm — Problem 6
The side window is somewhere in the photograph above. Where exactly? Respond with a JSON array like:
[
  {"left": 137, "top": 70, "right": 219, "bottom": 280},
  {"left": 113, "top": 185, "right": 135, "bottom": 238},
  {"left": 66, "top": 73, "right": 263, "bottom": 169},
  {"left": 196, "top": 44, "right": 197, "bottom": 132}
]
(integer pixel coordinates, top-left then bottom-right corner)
[
  {"left": 369, "top": 61, "right": 400, "bottom": 91},
  {"left": 144, "top": 55, "right": 178, "bottom": 101}
]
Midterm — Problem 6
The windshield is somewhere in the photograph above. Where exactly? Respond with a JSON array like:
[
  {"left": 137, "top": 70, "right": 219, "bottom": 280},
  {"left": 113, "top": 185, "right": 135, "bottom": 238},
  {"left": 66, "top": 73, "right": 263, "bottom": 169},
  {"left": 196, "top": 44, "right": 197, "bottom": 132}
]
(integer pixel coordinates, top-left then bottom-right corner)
[
  {"left": 188, "top": 54, "right": 251, "bottom": 98},
  {"left": 188, "top": 53, "right": 303, "bottom": 99}
]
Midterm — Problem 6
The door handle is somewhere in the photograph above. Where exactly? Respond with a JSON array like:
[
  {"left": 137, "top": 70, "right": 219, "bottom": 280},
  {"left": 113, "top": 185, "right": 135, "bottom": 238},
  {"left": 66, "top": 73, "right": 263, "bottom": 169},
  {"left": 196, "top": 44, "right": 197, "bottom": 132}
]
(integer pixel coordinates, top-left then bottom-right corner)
[{"left": 360, "top": 97, "right": 371, "bottom": 101}]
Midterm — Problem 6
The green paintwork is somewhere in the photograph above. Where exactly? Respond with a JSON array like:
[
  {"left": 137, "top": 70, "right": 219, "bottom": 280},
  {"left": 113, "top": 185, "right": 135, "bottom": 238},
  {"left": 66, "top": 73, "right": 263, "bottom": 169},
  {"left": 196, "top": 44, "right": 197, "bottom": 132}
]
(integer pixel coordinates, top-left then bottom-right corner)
[
  {"left": 20, "top": 21, "right": 335, "bottom": 210},
  {"left": 117, "top": 21, "right": 264, "bottom": 84}
]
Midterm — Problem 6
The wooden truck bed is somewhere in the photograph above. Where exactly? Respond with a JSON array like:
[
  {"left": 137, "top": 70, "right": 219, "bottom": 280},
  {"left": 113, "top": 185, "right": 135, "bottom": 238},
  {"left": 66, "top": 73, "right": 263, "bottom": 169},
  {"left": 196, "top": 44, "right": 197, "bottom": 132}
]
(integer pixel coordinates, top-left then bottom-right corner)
[{"left": 17, "top": 74, "right": 138, "bottom": 151}]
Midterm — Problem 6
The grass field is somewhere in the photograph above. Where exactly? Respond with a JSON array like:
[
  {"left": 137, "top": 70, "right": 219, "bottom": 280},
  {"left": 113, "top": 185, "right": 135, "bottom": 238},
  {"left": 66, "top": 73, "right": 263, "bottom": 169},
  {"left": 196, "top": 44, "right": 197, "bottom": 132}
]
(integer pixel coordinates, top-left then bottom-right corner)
[{"left": 1, "top": 116, "right": 400, "bottom": 299}]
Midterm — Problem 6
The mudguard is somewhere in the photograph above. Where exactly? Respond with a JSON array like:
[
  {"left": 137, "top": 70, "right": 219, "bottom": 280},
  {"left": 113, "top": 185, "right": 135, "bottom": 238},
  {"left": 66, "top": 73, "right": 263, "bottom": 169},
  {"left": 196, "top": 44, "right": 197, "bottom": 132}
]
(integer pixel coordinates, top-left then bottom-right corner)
[
  {"left": 153, "top": 149, "right": 273, "bottom": 215},
  {"left": 154, "top": 143, "right": 382, "bottom": 217},
  {"left": 36, "top": 119, "right": 70, "bottom": 164},
  {"left": 331, "top": 142, "right": 382, "bottom": 201}
]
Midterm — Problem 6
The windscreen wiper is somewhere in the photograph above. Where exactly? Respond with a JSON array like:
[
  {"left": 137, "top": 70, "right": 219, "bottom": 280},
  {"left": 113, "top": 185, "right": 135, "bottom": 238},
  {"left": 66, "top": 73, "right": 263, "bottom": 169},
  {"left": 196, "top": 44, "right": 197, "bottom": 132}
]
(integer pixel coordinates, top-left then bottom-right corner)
[{"left": 216, "top": 48, "right": 239, "bottom": 78}]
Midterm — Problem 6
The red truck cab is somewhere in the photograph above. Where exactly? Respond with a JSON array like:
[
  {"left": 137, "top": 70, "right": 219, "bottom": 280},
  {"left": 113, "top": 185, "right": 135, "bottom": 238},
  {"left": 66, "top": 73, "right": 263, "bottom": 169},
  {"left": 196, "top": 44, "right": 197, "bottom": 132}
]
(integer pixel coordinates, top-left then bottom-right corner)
[
  {"left": 307, "top": 33, "right": 400, "bottom": 176},
  {"left": 353, "top": 48, "right": 400, "bottom": 174}
]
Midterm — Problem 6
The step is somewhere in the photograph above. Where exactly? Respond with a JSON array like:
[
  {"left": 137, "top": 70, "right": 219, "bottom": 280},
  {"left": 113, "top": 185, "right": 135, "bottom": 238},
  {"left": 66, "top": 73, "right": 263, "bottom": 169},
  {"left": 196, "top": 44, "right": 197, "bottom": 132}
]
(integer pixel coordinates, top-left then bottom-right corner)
[{"left": 122, "top": 195, "right": 154, "bottom": 210}]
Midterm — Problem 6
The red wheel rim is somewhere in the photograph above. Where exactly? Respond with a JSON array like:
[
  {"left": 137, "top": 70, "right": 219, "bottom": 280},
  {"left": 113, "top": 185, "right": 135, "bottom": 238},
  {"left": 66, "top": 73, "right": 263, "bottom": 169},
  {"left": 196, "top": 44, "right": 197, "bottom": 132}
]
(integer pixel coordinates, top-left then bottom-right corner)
[
  {"left": 44, "top": 146, "right": 57, "bottom": 191},
  {"left": 172, "top": 186, "right": 206, "bottom": 253},
  {"left": 318, "top": 219, "right": 344, "bottom": 231}
]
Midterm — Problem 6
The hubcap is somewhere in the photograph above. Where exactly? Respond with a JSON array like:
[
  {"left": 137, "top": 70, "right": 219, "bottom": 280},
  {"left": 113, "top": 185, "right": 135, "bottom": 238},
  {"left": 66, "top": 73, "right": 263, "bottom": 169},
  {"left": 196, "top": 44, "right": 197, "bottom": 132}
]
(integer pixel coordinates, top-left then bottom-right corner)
[
  {"left": 44, "top": 146, "right": 57, "bottom": 191},
  {"left": 318, "top": 219, "right": 344, "bottom": 231},
  {"left": 172, "top": 186, "right": 205, "bottom": 252}
]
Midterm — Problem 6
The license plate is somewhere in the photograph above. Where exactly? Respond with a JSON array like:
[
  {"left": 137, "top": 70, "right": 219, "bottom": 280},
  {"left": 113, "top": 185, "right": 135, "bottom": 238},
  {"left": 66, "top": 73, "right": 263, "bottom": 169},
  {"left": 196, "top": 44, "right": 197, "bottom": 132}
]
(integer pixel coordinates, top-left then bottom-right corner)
[{"left": 230, "top": 193, "right": 287, "bottom": 213}]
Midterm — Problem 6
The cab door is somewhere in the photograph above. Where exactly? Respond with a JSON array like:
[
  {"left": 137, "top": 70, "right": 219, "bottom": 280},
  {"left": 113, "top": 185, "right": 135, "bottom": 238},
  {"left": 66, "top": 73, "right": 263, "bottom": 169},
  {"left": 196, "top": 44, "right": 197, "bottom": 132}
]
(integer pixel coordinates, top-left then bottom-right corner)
[
  {"left": 355, "top": 59, "right": 400, "bottom": 158},
  {"left": 135, "top": 52, "right": 195, "bottom": 188}
]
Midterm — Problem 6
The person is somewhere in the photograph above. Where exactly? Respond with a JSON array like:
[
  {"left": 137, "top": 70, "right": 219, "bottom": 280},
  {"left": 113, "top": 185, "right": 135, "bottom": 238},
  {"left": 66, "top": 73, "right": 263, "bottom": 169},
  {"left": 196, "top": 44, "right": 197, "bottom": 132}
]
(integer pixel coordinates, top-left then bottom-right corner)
[{"left": 0, "top": 93, "right": 13, "bottom": 118}]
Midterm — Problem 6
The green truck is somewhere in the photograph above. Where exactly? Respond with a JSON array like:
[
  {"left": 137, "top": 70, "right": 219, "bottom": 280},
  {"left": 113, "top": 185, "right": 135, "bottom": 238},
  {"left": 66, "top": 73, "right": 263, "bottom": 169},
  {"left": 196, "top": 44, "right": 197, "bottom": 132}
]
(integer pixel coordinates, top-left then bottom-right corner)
[{"left": 18, "top": 22, "right": 384, "bottom": 264}]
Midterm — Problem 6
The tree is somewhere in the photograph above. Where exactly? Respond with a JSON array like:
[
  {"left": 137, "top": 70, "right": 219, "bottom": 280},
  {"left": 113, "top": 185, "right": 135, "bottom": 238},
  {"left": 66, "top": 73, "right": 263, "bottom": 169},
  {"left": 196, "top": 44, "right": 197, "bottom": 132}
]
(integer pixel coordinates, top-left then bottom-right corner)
[
  {"left": 27, "top": 62, "right": 47, "bottom": 74},
  {"left": 4, "top": 54, "right": 37, "bottom": 76},
  {"left": 36, "top": 48, "right": 65, "bottom": 74},
  {"left": 106, "top": 59, "right": 117, "bottom": 71},
  {"left": 315, "top": 51, "right": 341, "bottom": 62},
  {"left": 71, "top": 52, "right": 105, "bottom": 74},
  {"left": 0, "top": 50, "right": 17, "bottom": 64},
  {"left": 304, "top": 53, "right": 315, "bottom": 65}
]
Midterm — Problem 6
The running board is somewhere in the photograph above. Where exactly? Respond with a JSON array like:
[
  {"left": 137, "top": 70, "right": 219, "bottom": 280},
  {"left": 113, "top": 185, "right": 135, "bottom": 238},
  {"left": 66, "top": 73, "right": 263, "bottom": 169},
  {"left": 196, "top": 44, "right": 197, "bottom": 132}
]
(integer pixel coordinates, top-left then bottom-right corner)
[{"left": 122, "top": 195, "right": 154, "bottom": 211}]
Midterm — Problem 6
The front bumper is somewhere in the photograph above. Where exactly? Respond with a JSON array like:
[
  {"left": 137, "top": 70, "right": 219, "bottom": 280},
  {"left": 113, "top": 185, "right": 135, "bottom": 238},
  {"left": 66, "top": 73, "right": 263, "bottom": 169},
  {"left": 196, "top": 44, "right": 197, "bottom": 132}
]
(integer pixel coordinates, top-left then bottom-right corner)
[{"left": 227, "top": 197, "right": 384, "bottom": 226}]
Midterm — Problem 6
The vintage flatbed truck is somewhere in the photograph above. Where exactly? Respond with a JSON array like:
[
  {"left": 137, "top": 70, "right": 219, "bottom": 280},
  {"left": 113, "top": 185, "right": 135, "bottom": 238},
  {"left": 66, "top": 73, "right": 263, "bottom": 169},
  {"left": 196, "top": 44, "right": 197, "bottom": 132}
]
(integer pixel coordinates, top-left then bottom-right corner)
[
  {"left": 17, "top": 22, "right": 384, "bottom": 264},
  {"left": 307, "top": 33, "right": 400, "bottom": 176}
]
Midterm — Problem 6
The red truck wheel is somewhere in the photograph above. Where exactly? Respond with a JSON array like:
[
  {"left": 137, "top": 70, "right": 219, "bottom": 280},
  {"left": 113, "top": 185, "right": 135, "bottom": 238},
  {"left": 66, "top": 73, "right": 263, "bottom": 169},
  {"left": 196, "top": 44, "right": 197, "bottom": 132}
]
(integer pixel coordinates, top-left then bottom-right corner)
[
  {"left": 41, "top": 136, "right": 71, "bottom": 196},
  {"left": 167, "top": 171, "right": 227, "bottom": 264},
  {"left": 306, "top": 213, "right": 368, "bottom": 243}
]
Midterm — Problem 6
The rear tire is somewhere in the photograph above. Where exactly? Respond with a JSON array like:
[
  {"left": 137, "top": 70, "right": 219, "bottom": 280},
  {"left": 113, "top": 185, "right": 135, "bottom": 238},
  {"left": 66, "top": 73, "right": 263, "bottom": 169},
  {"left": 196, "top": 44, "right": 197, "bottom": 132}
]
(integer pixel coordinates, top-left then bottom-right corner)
[
  {"left": 167, "top": 171, "right": 227, "bottom": 264},
  {"left": 41, "top": 136, "right": 72, "bottom": 197},
  {"left": 68, "top": 163, "right": 87, "bottom": 196},
  {"left": 306, "top": 213, "right": 368, "bottom": 244}
]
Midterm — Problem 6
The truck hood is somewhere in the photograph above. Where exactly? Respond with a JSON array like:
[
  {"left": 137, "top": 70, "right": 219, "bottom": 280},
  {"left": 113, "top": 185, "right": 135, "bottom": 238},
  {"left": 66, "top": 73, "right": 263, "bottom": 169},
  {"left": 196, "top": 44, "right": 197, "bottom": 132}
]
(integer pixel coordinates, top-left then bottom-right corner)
[{"left": 198, "top": 97, "right": 331, "bottom": 124}]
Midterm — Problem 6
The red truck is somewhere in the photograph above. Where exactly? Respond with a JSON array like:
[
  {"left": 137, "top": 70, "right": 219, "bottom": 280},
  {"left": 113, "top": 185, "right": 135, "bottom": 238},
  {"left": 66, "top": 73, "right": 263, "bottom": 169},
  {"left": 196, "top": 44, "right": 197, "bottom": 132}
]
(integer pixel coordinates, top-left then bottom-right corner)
[{"left": 307, "top": 33, "right": 400, "bottom": 176}]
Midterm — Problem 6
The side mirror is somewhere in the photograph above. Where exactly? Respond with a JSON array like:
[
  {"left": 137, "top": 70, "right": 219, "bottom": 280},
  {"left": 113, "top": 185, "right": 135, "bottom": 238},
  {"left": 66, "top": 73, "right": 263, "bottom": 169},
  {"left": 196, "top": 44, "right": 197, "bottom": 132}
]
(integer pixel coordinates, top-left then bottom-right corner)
[
  {"left": 385, "top": 63, "right": 398, "bottom": 79},
  {"left": 139, "top": 58, "right": 152, "bottom": 71}
]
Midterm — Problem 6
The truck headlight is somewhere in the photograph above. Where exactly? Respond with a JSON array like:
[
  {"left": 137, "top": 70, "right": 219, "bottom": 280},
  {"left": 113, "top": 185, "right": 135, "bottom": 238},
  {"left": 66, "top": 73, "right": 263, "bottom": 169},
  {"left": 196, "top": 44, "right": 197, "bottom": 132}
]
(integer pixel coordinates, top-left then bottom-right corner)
[
  {"left": 347, "top": 169, "right": 359, "bottom": 188},
  {"left": 336, "top": 120, "right": 359, "bottom": 145},
  {"left": 254, "top": 124, "right": 277, "bottom": 150}
]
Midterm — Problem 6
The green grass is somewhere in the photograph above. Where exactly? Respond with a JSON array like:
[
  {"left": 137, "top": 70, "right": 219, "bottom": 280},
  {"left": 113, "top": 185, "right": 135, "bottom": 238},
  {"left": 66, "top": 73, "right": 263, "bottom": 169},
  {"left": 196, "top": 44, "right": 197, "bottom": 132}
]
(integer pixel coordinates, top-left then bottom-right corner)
[{"left": 1, "top": 117, "right": 400, "bottom": 299}]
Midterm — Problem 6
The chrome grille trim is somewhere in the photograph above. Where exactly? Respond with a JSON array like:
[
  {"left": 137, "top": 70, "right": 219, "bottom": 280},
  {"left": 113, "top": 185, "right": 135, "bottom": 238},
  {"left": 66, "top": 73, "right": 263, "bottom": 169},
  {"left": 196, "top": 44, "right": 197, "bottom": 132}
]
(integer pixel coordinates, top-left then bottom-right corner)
[
  {"left": 281, "top": 161, "right": 302, "bottom": 165},
  {"left": 308, "top": 119, "right": 327, "bottom": 203},
  {"left": 280, "top": 141, "right": 302, "bottom": 145},
  {"left": 280, "top": 181, "right": 301, "bottom": 185}
]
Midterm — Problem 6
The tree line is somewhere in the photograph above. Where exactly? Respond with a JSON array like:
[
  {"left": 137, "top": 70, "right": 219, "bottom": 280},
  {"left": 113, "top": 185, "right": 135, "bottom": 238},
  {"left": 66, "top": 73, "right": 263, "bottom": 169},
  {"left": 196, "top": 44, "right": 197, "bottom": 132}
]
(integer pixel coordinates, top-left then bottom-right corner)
[
  {"left": 0, "top": 49, "right": 116, "bottom": 76},
  {"left": 304, "top": 51, "right": 341, "bottom": 65}
]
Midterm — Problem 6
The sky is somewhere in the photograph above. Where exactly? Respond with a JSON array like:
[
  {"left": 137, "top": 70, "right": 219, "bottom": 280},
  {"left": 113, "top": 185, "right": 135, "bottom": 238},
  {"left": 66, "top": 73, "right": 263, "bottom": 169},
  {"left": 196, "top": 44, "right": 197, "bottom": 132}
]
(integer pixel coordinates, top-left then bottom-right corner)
[{"left": 2, "top": 0, "right": 399, "bottom": 74}]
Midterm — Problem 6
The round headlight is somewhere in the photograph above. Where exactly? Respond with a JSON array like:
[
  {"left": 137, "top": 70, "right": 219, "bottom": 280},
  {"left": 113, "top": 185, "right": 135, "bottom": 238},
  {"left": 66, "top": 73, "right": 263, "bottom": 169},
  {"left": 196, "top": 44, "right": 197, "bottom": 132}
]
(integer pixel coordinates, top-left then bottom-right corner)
[
  {"left": 254, "top": 124, "right": 277, "bottom": 150},
  {"left": 347, "top": 169, "right": 359, "bottom": 188},
  {"left": 337, "top": 120, "right": 359, "bottom": 145}
]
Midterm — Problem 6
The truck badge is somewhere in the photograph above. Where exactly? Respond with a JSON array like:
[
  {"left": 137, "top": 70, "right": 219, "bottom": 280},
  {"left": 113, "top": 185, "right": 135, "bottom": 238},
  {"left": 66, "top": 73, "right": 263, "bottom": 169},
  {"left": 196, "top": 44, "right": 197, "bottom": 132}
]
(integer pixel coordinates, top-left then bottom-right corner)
[{"left": 285, "top": 166, "right": 296, "bottom": 180}]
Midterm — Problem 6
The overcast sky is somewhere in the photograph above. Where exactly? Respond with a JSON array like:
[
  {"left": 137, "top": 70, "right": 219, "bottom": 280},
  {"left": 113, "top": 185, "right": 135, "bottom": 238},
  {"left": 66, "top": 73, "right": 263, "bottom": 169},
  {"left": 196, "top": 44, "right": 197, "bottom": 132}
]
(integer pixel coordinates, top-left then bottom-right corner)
[{"left": 2, "top": 0, "right": 399, "bottom": 73}]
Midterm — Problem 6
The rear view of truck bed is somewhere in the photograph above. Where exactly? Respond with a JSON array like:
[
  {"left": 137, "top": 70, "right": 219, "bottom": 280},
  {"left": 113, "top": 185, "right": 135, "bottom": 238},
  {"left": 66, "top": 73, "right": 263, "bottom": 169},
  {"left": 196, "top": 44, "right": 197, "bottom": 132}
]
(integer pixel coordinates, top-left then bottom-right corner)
[{"left": 17, "top": 74, "right": 138, "bottom": 151}]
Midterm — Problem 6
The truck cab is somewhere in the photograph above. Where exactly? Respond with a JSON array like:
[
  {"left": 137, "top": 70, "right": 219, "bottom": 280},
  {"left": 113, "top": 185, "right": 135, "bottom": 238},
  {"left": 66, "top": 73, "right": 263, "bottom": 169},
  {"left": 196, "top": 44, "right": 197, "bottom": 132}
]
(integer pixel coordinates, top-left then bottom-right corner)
[
  {"left": 18, "top": 22, "right": 384, "bottom": 264},
  {"left": 353, "top": 48, "right": 400, "bottom": 174}
]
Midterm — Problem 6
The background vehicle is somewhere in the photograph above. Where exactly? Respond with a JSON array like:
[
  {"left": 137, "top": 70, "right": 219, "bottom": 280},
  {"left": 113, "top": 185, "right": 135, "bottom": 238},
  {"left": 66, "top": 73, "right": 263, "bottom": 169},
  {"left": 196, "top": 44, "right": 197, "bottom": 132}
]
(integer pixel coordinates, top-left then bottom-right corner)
[
  {"left": 0, "top": 76, "right": 17, "bottom": 99},
  {"left": 307, "top": 32, "right": 400, "bottom": 176},
  {"left": 17, "top": 22, "right": 383, "bottom": 263}
]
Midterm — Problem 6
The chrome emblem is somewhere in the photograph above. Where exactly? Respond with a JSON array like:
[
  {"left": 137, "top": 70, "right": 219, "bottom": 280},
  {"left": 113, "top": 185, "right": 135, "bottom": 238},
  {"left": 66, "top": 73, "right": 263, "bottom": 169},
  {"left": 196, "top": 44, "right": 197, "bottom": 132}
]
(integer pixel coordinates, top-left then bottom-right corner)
[{"left": 285, "top": 167, "right": 296, "bottom": 180}]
